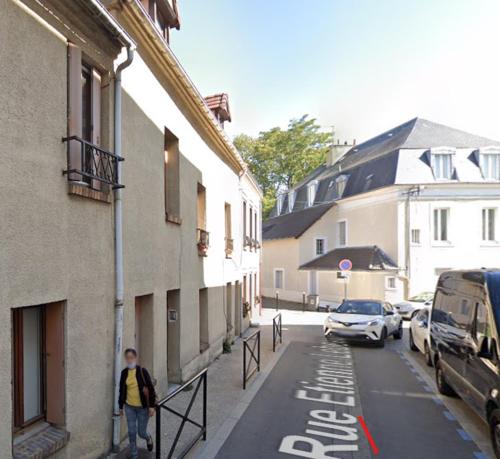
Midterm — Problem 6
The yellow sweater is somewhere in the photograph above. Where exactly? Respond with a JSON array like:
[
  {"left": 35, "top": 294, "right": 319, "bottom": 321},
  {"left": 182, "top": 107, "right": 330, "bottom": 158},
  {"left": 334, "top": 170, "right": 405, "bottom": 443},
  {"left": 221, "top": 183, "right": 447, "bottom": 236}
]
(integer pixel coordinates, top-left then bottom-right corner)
[{"left": 126, "top": 369, "right": 142, "bottom": 407}]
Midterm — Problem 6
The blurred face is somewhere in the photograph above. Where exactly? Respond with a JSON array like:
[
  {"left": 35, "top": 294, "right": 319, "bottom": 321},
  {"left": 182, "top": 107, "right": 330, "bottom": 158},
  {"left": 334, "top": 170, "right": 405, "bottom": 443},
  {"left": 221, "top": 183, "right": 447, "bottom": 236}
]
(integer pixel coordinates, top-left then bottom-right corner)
[{"left": 125, "top": 351, "right": 137, "bottom": 369}]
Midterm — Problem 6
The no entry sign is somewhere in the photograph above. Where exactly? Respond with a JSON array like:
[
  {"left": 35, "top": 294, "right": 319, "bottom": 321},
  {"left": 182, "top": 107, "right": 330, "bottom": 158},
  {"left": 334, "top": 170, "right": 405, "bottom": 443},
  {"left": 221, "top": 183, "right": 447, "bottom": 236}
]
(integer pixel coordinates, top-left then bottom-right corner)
[{"left": 339, "top": 258, "right": 353, "bottom": 271}]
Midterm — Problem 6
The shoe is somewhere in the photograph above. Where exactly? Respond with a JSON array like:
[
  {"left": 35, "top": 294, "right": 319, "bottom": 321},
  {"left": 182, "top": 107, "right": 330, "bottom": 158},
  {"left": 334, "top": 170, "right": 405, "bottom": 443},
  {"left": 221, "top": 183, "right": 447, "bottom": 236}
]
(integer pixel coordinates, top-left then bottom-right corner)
[{"left": 147, "top": 436, "right": 154, "bottom": 452}]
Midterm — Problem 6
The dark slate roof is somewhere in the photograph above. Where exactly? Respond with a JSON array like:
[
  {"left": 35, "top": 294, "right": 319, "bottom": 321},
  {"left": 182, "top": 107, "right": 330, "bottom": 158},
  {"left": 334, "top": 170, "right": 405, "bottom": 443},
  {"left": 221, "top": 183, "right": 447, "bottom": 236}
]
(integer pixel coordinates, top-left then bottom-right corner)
[
  {"left": 267, "top": 117, "right": 500, "bottom": 223},
  {"left": 299, "top": 246, "right": 398, "bottom": 271},
  {"left": 263, "top": 203, "right": 334, "bottom": 240}
]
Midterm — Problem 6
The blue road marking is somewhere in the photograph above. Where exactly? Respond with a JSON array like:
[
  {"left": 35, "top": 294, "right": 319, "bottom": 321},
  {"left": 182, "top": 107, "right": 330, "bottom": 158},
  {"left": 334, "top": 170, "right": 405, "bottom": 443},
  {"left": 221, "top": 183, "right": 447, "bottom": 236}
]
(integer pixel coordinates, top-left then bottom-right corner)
[
  {"left": 432, "top": 396, "right": 444, "bottom": 405},
  {"left": 474, "top": 452, "right": 488, "bottom": 459},
  {"left": 443, "top": 411, "right": 456, "bottom": 421},
  {"left": 457, "top": 429, "right": 472, "bottom": 441},
  {"left": 423, "top": 385, "right": 433, "bottom": 392},
  {"left": 416, "top": 375, "right": 424, "bottom": 382}
]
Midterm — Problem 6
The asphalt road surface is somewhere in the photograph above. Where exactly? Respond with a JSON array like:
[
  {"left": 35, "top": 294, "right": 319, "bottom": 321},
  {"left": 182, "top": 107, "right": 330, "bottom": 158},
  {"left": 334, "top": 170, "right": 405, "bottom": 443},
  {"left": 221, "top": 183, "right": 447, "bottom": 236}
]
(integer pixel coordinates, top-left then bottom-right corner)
[{"left": 216, "top": 323, "right": 492, "bottom": 459}]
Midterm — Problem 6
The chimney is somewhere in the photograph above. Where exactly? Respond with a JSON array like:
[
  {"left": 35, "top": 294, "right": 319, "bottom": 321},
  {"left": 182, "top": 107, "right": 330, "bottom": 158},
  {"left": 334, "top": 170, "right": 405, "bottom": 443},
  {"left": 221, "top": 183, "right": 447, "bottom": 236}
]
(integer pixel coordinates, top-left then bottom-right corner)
[
  {"left": 204, "top": 93, "right": 231, "bottom": 128},
  {"left": 326, "top": 141, "right": 354, "bottom": 167}
]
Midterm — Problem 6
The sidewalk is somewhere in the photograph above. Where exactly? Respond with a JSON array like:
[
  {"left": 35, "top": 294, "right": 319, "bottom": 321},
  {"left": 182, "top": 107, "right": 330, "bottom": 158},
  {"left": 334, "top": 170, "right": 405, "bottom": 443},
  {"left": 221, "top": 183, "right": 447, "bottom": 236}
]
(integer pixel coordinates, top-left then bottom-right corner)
[{"left": 114, "top": 310, "right": 293, "bottom": 459}]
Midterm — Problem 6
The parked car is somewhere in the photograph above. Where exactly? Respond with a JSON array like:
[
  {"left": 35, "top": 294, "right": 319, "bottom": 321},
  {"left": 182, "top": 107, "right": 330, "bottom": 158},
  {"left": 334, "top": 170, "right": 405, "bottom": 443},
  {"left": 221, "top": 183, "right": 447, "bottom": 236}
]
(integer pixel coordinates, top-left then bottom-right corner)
[
  {"left": 409, "top": 306, "right": 432, "bottom": 366},
  {"left": 430, "top": 269, "right": 500, "bottom": 458},
  {"left": 394, "top": 291, "right": 434, "bottom": 319},
  {"left": 324, "top": 299, "right": 403, "bottom": 347}
]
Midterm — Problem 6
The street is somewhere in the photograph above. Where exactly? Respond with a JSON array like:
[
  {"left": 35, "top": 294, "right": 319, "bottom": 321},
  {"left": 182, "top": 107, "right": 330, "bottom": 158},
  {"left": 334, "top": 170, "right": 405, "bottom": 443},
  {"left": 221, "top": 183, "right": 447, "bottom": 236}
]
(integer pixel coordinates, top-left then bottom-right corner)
[{"left": 215, "top": 316, "right": 492, "bottom": 459}]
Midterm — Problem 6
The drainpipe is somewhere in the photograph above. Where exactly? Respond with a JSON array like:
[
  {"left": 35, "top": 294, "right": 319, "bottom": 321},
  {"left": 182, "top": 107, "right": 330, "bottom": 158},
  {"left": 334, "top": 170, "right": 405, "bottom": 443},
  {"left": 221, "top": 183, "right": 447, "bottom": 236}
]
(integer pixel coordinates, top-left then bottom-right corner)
[{"left": 112, "top": 46, "right": 134, "bottom": 452}]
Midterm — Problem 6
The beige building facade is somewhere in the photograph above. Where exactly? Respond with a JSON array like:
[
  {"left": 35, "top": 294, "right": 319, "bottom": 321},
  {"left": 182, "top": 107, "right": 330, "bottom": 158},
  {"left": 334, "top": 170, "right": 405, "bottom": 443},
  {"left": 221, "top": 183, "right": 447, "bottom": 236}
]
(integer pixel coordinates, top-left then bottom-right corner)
[{"left": 0, "top": 0, "right": 261, "bottom": 457}]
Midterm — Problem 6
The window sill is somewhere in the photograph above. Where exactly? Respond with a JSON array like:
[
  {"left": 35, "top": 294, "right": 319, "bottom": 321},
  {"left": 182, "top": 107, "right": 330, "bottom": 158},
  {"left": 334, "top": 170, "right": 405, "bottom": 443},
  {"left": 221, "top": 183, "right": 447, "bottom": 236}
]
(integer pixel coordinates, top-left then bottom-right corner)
[
  {"left": 13, "top": 424, "right": 69, "bottom": 459},
  {"left": 166, "top": 213, "right": 182, "bottom": 225},
  {"left": 68, "top": 183, "right": 111, "bottom": 203},
  {"left": 480, "top": 241, "right": 500, "bottom": 247},
  {"left": 431, "top": 241, "right": 454, "bottom": 248}
]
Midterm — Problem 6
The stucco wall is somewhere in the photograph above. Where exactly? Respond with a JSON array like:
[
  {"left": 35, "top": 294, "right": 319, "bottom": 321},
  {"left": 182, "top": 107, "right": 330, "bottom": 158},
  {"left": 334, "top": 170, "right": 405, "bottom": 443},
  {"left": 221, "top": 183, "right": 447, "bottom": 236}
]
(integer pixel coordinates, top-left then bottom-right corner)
[{"left": 0, "top": 1, "right": 118, "bottom": 456}]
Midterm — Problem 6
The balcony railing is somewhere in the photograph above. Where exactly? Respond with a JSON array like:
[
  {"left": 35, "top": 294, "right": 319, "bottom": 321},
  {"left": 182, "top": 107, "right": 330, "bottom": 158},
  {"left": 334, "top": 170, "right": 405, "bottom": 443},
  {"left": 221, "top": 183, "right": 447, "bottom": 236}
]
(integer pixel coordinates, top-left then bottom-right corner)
[
  {"left": 225, "top": 237, "right": 234, "bottom": 257},
  {"left": 62, "top": 136, "right": 124, "bottom": 189},
  {"left": 197, "top": 228, "right": 209, "bottom": 257}
]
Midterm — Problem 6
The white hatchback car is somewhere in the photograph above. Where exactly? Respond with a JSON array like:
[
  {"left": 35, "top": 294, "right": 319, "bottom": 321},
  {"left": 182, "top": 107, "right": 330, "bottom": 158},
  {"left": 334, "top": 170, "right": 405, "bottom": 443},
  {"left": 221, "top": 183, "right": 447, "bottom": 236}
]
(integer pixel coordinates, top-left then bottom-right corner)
[
  {"left": 409, "top": 306, "right": 433, "bottom": 366},
  {"left": 324, "top": 299, "right": 403, "bottom": 348},
  {"left": 393, "top": 291, "right": 434, "bottom": 320}
]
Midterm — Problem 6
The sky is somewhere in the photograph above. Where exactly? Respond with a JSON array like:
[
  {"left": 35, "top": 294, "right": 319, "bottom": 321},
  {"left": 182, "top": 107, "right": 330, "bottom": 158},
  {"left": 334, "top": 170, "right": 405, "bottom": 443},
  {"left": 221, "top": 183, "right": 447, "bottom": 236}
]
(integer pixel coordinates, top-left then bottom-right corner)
[{"left": 171, "top": 0, "right": 500, "bottom": 145}]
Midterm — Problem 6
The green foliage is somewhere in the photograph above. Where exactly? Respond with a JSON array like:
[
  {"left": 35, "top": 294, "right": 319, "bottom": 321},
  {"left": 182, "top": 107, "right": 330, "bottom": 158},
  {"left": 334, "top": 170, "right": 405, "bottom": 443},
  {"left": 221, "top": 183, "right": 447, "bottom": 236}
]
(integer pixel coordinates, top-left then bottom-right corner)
[{"left": 234, "top": 115, "right": 331, "bottom": 218}]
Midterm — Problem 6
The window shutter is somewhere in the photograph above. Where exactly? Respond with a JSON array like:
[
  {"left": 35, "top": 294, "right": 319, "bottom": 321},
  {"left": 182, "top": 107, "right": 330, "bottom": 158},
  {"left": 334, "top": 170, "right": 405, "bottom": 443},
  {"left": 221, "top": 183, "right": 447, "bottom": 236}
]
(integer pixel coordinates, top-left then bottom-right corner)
[
  {"left": 67, "top": 43, "right": 82, "bottom": 182},
  {"left": 92, "top": 69, "right": 102, "bottom": 190}
]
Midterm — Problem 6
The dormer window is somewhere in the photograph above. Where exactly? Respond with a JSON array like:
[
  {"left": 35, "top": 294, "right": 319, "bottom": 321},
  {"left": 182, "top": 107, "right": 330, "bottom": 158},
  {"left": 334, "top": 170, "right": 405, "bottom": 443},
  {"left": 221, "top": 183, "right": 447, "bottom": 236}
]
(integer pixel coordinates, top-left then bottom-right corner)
[
  {"left": 307, "top": 181, "right": 318, "bottom": 207},
  {"left": 431, "top": 147, "right": 455, "bottom": 179},
  {"left": 276, "top": 194, "right": 284, "bottom": 215},
  {"left": 479, "top": 148, "right": 500, "bottom": 180},
  {"left": 335, "top": 175, "right": 348, "bottom": 198},
  {"left": 288, "top": 190, "right": 296, "bottom": 213}
]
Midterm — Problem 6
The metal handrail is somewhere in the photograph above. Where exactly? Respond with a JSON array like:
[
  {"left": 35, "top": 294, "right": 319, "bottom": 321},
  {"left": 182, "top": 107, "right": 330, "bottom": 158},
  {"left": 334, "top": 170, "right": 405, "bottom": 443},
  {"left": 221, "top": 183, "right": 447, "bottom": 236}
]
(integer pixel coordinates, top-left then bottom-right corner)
[
  {"left": 155, "top": 368, "right": 207, "bottom": 459},
  {"left": 273, "top": 313, "right": 282, "bottom": 352},
  {"left": 243, "top": 329, "right": 260, "bottom": 389},
  {"left": 62, "top": 136, "right": 124, "bottom": 189}
]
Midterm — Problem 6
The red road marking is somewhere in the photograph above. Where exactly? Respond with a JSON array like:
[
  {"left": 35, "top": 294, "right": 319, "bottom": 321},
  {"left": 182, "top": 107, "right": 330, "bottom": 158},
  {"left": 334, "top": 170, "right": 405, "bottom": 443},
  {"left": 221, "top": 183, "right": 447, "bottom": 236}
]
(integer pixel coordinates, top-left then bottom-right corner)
[{"left": 358, "top": 416, "right": 379, "bottom": 455}]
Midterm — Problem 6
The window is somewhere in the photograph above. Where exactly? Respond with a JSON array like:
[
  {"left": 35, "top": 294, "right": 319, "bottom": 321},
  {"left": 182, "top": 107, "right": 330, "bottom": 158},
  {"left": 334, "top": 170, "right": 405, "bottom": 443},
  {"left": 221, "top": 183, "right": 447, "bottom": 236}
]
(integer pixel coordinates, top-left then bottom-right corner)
[
  {"left": 433, "top": 208, "right": 449, "bottom": 241},
  {"left": 274, "top": 269, "right": 284, "bottom": 289},
  {"left": 276, "top": 194, "right": 284, "bottom": 215},
  {"left": 335, "top": 175, "right": 348, "bottom": 197},
  {"left": 243, "top": 200, "right": 247, "bottom": 241},
  {"left": 197, "top": 183, "right": 206, "bottom": 230},
  {"left": 482, "top": 208, "right": 496, "bottom": 241},
  {"left": 225, "top": 203, "right": 233, "bottom": 256},
  {"left": 480, "top": 153, "right": 500, "bottom": 180},
  {"left": 473, "top": 302, "right": 490, "bottom": 343},
  {"left": 386, "top": 277, "right": 397, "bottom": 290},
  {"left": 315, "top": 238, "right": 325, "bottom": 256},
  {"left": 338, "top": 220, "right": 347, "bottom": 247},
  {"left": 249, "top": 206, "right": 253, "bottom": 241},
  {"left": 164, "top": 128, "right": 180, "bottom": 222},
  {"left": 199, "top": 288, "right": 209, "bottom": 353},
  {"left": 431, "top": 149, "right": 454, "bottom": 179},
  {"left": 411, "top": 229, "right": 421, "bottom": 245},
  {"left": 288, "top": 190, "right": 296, "bottom": 212},
  {"left": 68, "top": 43, "right": 102, "bottom": 187},
  {"left": 307, "top": 181, "right": 318, "bottom": 207}
]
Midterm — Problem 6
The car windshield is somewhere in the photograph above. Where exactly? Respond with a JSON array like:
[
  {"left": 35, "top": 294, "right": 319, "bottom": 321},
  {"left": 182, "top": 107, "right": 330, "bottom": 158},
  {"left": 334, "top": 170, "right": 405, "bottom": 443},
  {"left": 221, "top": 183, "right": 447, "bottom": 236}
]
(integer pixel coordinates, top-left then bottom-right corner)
[
  {"left": 408, "top": 292, "right": 433, "bottom": 302},
  {"left": 336, "top": 301, "right": 382, "bottom": 316}
]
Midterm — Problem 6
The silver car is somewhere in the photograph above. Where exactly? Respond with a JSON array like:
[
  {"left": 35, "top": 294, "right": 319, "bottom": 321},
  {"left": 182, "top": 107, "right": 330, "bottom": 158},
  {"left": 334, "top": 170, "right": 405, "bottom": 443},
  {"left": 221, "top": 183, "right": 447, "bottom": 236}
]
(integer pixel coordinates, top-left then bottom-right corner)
[{"left": 394, "top": 291, "right": 434, "bottom": 320}]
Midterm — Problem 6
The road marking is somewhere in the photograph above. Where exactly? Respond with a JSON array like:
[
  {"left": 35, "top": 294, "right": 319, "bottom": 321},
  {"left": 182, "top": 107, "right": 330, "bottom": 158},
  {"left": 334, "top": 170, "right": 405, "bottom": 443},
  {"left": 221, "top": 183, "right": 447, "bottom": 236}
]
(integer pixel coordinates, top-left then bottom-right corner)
[
  {"left": 473, "top": 452, "right": 489, "bottom": 459},
  {"left": 357, "top": 415, "right": 379, "bottom": 455},
  {"left": 443, "top": 410, "right": 457, "bottom": 421},
  {"left": 422, "top": 385, "right": 433, "bottom": 392},
  {"left": 432, "top": 396, "right": 444, "bottom": 406},
  {"left": 457, "top": 429, "right": 473, "bottom": 441}
]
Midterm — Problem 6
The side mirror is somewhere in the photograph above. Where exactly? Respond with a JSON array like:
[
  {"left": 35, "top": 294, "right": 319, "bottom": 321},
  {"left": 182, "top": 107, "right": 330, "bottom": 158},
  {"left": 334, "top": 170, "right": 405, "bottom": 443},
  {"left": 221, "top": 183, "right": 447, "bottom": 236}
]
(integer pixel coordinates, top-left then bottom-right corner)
[
  {"left": 385, "top": 310, "right": 394, "bottom": 316},
  {"left": 477, "top": 337, "right": 494, "bottom": 360}
]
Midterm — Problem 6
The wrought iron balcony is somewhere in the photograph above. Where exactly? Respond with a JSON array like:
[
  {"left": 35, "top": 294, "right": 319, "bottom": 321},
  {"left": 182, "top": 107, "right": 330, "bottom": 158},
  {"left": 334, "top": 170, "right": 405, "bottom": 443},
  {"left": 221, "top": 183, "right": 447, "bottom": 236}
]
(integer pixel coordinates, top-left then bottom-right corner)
[
  {"left": 225, "top": 237, "right": 234, "bottom": 257},
  {"left": 62, "top": 136, "right": 124, "bottom": 189},
  {"left": 197, "top": 228, "right": 210, "bottom": 257},
  {"left": 244, "top": 235, "right": 252, "bottom": 248}
]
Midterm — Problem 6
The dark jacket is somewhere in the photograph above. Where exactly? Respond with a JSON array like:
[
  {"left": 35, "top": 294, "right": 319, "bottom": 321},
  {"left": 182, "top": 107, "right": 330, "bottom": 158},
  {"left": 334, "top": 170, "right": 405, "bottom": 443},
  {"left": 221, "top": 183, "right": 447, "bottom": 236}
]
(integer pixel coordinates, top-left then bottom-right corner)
[{"left": 119, "top": 365, "right": 156, "bottom": 409}]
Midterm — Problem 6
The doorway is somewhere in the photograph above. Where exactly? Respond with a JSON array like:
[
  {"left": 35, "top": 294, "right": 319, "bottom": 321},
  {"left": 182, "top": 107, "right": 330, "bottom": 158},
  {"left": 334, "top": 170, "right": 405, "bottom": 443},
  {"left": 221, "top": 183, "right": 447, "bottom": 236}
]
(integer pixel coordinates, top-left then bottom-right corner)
[{"left": 12, "top": 302, "right": 65, "bottom": 429}]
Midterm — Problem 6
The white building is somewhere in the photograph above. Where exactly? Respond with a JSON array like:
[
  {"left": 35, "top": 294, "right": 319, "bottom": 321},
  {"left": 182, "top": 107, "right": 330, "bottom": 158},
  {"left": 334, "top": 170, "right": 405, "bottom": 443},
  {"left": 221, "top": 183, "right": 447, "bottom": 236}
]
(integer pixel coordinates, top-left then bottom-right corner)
[{"left": 262, "top": 118, "right": 500, "bottom": 306}]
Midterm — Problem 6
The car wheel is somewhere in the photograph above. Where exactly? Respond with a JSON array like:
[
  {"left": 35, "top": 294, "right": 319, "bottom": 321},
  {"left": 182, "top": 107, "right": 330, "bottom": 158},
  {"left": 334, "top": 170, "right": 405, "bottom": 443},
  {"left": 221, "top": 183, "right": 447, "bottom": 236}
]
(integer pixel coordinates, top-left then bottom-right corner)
[
  {"left": 424, "top": 341, "right": 433, "bottom": 367},
  {"left": 375, "top": 327, "right": 387, "bottom": 348},
  {"left": 393, "top": 321, "right": 403, "bottom": 340},
  {"left": 435, "top": 360, "right": 455, "bottom": 396},
  {"left": 489, "top": 408, "right": 500, "bottom": 459},
  {"left": 409, "top": 329, "right": 419, "bottom": 351}
]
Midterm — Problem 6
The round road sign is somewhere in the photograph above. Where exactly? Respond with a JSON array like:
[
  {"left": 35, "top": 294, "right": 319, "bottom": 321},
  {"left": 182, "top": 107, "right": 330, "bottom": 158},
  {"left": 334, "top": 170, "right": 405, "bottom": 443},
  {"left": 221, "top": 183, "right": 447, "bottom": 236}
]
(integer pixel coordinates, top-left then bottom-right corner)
[{"left": 339, "top": 258, "right": 352, "bottom": 271}]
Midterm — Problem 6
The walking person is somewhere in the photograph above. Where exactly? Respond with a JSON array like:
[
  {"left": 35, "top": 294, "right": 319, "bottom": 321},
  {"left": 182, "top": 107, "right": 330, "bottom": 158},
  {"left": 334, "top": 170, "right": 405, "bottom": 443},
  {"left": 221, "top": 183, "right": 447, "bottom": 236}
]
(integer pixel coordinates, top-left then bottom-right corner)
[{"left": 119, "top": 348, "right": 156, "bottom": 458}]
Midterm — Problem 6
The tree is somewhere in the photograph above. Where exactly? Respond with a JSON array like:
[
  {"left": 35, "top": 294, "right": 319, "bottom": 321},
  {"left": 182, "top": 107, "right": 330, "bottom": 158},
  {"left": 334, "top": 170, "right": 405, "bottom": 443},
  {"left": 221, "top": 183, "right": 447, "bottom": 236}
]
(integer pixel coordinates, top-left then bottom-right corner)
[{"left": 234, "top": 115, "right": 331, "bottom": 217}]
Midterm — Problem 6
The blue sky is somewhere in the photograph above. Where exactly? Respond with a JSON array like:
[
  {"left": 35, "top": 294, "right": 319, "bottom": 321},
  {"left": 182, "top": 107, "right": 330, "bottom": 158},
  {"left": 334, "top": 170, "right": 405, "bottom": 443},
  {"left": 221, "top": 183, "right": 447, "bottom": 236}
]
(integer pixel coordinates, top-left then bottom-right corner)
[{"left": 172, "top": 0, "right": 500, "bottom": 144}]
